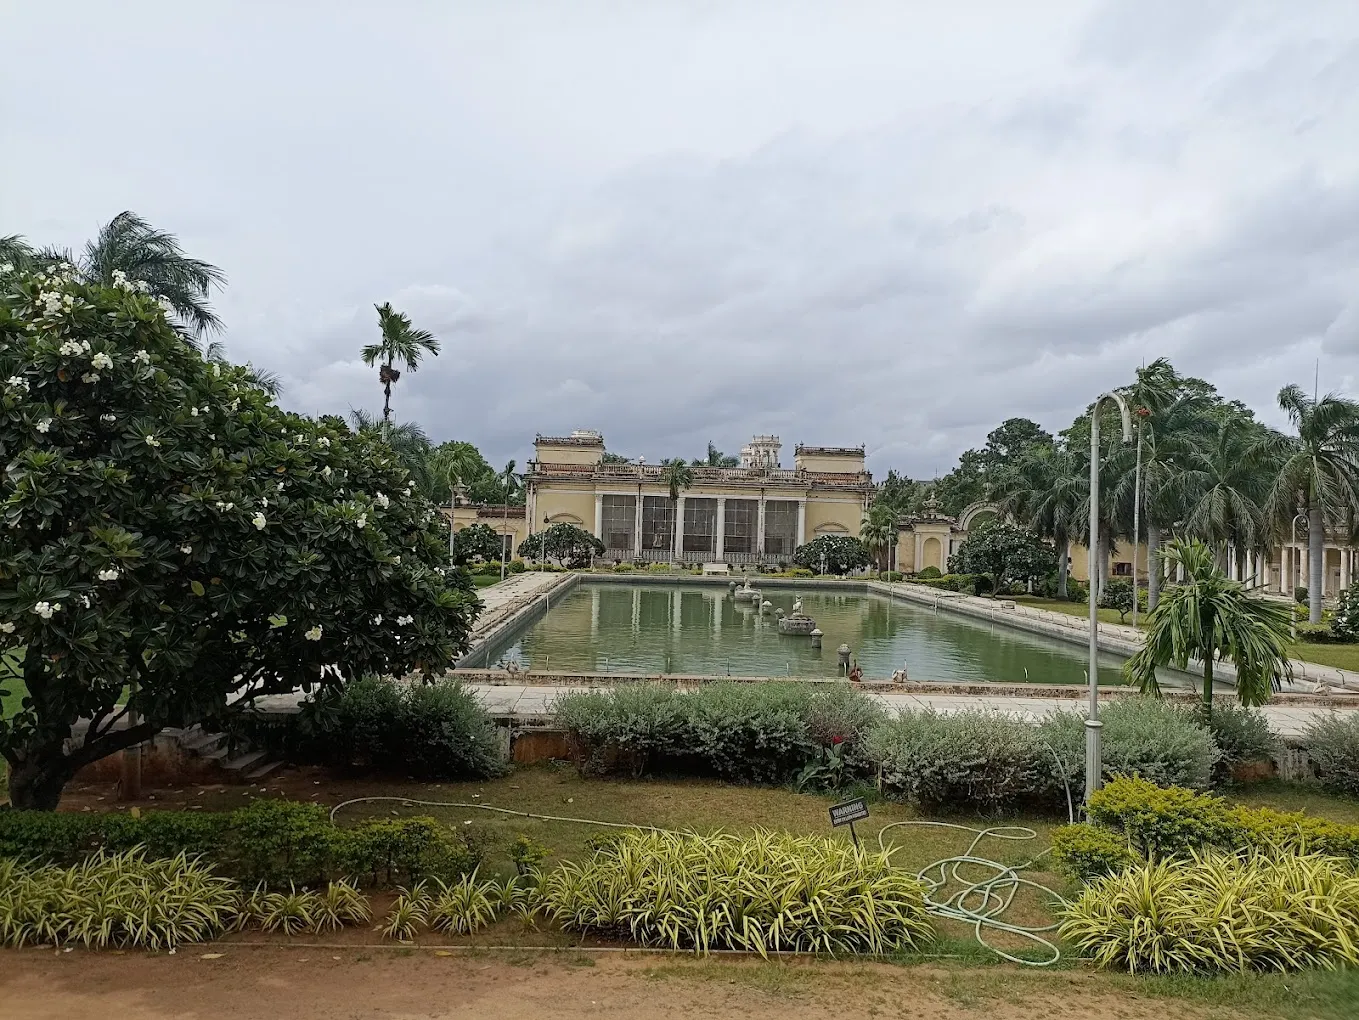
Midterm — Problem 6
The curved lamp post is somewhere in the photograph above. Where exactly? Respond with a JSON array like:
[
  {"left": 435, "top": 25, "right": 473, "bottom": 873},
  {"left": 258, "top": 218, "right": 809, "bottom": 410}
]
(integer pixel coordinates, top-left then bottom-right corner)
[{"left": 1086, "top": 390, "right": 1133, "bottom": 803}]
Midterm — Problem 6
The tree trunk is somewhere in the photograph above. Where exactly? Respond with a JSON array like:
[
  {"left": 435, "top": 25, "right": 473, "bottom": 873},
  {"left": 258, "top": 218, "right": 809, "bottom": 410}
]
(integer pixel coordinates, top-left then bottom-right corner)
[
  {"left": 1201, "top": 653, "right": 1214, "bottom": 723},
  {"left": 1309, "top": 505, "right": 1325, "bottom": 624},
  {"left": 6, "top": 752, "right": 76, "bottom": 811},
  {"left": 1057, "top": 535, "right": 1069, "bottom": 599},
  {"left": 382, "top": 380, "right": 392, "bottom": 425},
  {"left": 1146, "top": 523, "right": 1162, "bottom": 612}
]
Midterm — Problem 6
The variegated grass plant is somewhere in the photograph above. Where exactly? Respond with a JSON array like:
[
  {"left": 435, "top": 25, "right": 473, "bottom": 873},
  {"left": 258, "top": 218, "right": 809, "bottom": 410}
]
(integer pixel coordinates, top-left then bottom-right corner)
[
  {"left": 538, "top": 829, "right": 933, "bottom": 957},
  {"left": 1059, "top": 850, "right": 1359, "bottom": 974}
]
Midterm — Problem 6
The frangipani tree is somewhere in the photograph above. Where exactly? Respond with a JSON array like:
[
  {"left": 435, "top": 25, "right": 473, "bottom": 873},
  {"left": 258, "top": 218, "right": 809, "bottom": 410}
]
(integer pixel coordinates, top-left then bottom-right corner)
[
  {"left": 0, "top": 268, "right": 480, "bottom": 808},
  {"left": 1124, "top": 539, "right": 1293, "bottom": 719}
]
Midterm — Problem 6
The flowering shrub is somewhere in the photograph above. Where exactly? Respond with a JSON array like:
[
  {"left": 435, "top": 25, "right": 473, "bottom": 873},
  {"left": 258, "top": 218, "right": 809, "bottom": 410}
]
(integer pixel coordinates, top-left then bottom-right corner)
[{"left": 0, "top": 268, "right": 481, "bottom": 808}]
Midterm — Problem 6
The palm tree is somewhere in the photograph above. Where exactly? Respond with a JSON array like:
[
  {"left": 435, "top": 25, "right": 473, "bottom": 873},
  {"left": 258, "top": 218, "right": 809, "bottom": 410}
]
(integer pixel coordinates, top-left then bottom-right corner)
[
  {"left": 3, "top": 211, "right": 227, "bottom": 338},
  {"left": 204, "top": 341, "right": 281, "bottom": 397},
  {"left": 498, "top": 460, "right": 522, "bottom": 577},
  {"left": 661, "top": 458, "right": 694, "bottom": 562},
  {"left": 859, "top": 502, "right": 897, "bottom": 573},
  {"left": 1125, "top": 539, "right": 1293, "bottom": 719},
  {"left": 995, "top": 442, "right": 1082, "bottom": 598},
  {"left": 349, "top": 409, "right": 434, "bottom": 495},
  {"left": 1179, "top": 415, "right": 1273, "bottom": 581},
  {"left": 361, "top": 303, "right": 440, "bottom": 431},
  {"left": 1261, "top": 384, "right": 1359, "bottom": 623},
  {"left": 692, "top": 441, "right": 739, "bottom": 468}
]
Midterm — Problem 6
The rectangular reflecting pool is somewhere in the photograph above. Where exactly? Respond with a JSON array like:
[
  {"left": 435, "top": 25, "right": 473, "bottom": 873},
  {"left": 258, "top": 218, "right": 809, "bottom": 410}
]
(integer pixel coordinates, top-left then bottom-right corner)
[{"left": 481, "top": 582, "right": 1133, "bottom": 685}]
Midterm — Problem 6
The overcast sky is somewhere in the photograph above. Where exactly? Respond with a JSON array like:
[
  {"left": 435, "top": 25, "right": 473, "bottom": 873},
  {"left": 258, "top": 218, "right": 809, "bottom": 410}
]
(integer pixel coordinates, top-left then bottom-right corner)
[{"left": 5, "top": 1, "right": 1358, "bottom": 478}]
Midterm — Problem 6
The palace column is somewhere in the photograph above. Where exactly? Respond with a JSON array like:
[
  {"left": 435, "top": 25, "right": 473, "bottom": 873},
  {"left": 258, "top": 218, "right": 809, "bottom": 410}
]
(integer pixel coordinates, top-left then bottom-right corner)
[
  {"left": 756, "top": 497, "right": 766, "bottom": 556},
  {"left": 915, "top": 532, "right": 924, "bottom": 573},
  {"left": 633, "top": 496, "right": 643, "bottom": 555},
  {"left": 673, "top": 496, "right": 686, "bottom": 561},
  {"left": 593, "top": 493, "right": 603, "bottom": 541},
  {"left": 796, "top": 499, "right": 807, "bottom": 547},
  {"left": 716, "top": 497, "right": 726, "bottom": 559},
  {"left": 1342, "top": 547, "right": 1352, "bottom": 593}
]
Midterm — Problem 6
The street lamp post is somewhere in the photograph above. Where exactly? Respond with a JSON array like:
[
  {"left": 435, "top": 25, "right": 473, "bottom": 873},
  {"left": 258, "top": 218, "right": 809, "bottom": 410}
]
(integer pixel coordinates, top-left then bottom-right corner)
[
  {"left": 1086, "top": 391, "right": 1133, "bottom": 804},
  {"left": 1131, "top": 422, "right": 1143, "bottom": 630},
  {"left": 1291, "top": 511, "right": 1307, "bottom": 641}
]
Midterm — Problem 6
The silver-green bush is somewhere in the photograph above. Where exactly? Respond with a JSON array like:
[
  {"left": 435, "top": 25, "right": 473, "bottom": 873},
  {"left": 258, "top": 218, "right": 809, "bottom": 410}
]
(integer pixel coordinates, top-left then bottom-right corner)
[{"left": 1304, "top": 713, "right": 1359, "bottom": 797}]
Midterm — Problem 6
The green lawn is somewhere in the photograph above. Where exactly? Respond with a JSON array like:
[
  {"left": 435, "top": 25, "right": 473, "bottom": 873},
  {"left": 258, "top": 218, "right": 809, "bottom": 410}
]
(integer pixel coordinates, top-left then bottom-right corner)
[
  {"left": 1289, "top": 641, "right": 1359, "bottom": 672},
  {"left": 1, "top": 648, "right": 23, "bottom": 717},
  {"left": 1012, "top": 595, "right": 1146, "bottom": 629},
  {"left": 472, "top": 573, "right": 503, "bottom": 588}
]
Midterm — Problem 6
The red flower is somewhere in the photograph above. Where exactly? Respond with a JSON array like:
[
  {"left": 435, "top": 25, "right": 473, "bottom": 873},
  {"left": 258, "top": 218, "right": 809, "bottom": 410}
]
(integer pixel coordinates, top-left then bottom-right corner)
[{"left": 830, "top": 735, "right": 844, "bottom": 745}]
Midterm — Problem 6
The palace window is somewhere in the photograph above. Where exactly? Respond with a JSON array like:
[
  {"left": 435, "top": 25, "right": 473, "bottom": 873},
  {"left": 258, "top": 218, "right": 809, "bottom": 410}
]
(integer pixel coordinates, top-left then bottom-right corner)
[
  {"left": 600, "top": 495, "right": 636, "bottom": 551},
  {"left": 641, "top": 496, "right": 675, "bottom": 551},
  {"left": 683, "top": 498, "right": 718, "bottom": 554},
  {"left": 723, "top": 499, "right": 757, "bottom": 554},
  {"left": 764, "top": 500, "right": 798, "bottom": 555}
]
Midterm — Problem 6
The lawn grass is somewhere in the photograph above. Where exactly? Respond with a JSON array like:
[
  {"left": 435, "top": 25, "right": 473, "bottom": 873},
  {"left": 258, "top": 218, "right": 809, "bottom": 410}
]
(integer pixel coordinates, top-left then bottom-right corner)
[
  {"left": 473, "top": 573, "right": 504, "bottom": 588},
  {"left": 1012, "top": 595, "right": 1146, "bottom": 629},
  {"left": 1, "top": 647, "right": 23, "bottom": 717},
  {"left": 1289, "top": 641, "right": 1359, "bottom": 672}
]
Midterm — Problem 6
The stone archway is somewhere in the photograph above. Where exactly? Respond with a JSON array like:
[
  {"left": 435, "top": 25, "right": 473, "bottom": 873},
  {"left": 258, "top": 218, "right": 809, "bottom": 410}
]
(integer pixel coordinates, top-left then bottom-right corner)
[{"left": 957, "top": 501, "right": 1003, "bottom": 533}]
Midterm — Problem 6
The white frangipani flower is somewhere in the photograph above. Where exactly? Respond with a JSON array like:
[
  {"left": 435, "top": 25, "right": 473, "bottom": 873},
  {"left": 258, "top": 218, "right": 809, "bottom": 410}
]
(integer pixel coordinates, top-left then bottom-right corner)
[
  {"left": 181, "top": 545, "right": 193, "bottom": 554},
  {"left": 6, "top": 375, "right": 28, "bottom": 392},
  {"left": 355, "top": 514, "right": 367, "bottom": 530},
  {"left": 133, "top": 349, "right": 151, "bottom": 364},
  {"left": 317, "top": 437, "right": 330, "bottom": 448},
  {"left": 396, "top": 615, "right": 414, "bottom": 626},
  {"left": 91, "top": 352, "right": 113, "bottom": 370},
  {"left": 100, "top": 413, "right": 116, "bottom": 424},
  {"left": 190, "top": 407, "right": 199, "bottom": 417},
  {"left": 59, "top": 340, "right": 84, "bottom": 356},
  {"left": 304, "top": 625, "right": 322, "bottom": 641},
  {"left": 251, "top": 512, "right": 267, "bottom": 531},
  {"left": 97, "top": 567, "right": 120, "bottom": 581},
  {"left": 0, "top": 621, "right": 15, "bottom": 633},
  {"left": 374, "top": 492, "right": 390, "bottom": 509},
  {"left": 32, "top": 601, "right": 58, "bottom": 619},
  {"left": 144, "top": 434, "right": 161, "bottom": 447},
  {"left": 35, "top": 418, "right": 52, "bottom": 433}
]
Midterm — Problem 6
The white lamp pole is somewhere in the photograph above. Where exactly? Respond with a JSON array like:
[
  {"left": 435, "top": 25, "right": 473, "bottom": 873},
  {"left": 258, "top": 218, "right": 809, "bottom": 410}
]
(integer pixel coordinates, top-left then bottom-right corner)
[
  {"left": 1087, "top": 390, "right": 1133, "bottom": 804},
  {"left": 1131, "top": 424, "right": 1142, "bottom": 629}
]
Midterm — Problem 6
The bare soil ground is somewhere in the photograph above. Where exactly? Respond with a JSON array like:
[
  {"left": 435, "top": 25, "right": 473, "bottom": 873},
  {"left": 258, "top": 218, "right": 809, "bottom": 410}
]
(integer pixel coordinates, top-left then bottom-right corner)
[{"left": 0, "top": 948, "right": 1229, "bottom": 1020}]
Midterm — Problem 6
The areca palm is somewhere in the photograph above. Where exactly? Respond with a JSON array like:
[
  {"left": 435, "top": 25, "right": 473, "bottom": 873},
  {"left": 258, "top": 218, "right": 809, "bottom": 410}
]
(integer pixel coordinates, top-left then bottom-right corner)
[
  {"left": 499, "top": 460, "right": 523, "bottom": 505},
  {"left": 361, "top": 303, "right": 440, "bottom": 429},
  {"left": 1260, "top": 384, "right": 1359, "bottom": 623},
  {"left": 3, "top": 211, "right": 226, "bottom": 338},
  {"left": 349, "top": 409, "right": 434, "bottom": 496},
  {"left": 661, "top": 459, "right": 695, "bottom": 562},
  {"left": 1179, "top": 415, "right": 1271, "bottom": 573},
  {"left": 1125, "top": 539, "right": 1293, "bottom": 718}
]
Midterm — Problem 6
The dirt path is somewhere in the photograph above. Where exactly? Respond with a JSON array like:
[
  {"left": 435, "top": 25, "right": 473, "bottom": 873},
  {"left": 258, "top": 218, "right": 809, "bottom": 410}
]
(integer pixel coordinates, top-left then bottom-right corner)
[{"left": 0, "top": 948, "right": 1228, "bottom": 1020}]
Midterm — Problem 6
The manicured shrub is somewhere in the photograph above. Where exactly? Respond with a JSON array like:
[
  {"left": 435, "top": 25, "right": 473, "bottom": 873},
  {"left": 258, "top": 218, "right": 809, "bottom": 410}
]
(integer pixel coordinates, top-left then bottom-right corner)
[
  {"left": 917, "top": 566, "right": 942, "bottom": 580},
  {"left": 867, "top": 709, "right": 1053, "bottom": 812},
  {"left": 1038, "top": 697, "right": 1221, "bottom": 792},
  {"left": 539, "top": 829, "right": 933, "bottom": 956},
  {"left": 612, "top": 562, "right": 634, "bottom": 572},
  {"left": 1303, "top": 713, "right": 1359, "bottom": 797},
  {"left": 1084, "top": 775, "right": 1359, "bottom": 865},
  {"left": 1201, "top": 702, "right": 1277, "bottom": 782},
  {"left": 1059, "top": 851, "right": 1359, "bottom": 973},
  {"left": 878, "top": 570, "right": 903, "bottom": 582},
  {"left": 1049, "top": 824, "right": 1140, "bottom": 881},
  {"left": 1332, "top": 585, "right": 1359, "bottom": 641},
  {"left": 553, "top": 682, "right": 884, "bottom": 784},
  {"left": 292, "top": 675, "right": 505, "bottom": 780},
  {"left": 1296, "top": 585, "right": 1310, "bottom": 605},
  {"left": 0, "top": 800, "right": 479, "bottom": 887}
]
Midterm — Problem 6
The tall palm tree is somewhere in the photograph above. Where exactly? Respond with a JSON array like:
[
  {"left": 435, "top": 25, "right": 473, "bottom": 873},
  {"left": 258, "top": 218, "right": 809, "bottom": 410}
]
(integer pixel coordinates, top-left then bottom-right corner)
[
  {"left": 1125, "top": 539, "right": 1293, "bottom": 719},
  {"left": 498, "top": 460, "right": 522, "bottom": 577},
  {"left": 661, "top": 458, "right": 694, "bottom": 562},
  {"left": 859, "top": 502, "right": 897, "bottom": 572},
  {"left": 3, "top": 211, "right": 226, "bottom": 338},
  {"left": 1261, "top": 384, "right": 1359, "bottom": 623},
  {"left": 361, "top": 303, "right": 440, "bottom": 431},
  {"left": 1179, "top": 415, "right": 1271, "bottom": 574},
  {"left": 995, "top": 442, "right": 1082, "bottom": 598},
  {"left": 499, "top": 460, "right": 523, "bottom": 505}
]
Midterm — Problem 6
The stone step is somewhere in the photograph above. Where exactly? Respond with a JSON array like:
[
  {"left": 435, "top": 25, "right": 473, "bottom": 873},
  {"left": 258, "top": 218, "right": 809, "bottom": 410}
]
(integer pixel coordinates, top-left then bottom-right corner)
[
  {"left": 244, "top": 758, "right": 285, "bottom": 782},
  {"left": 182, "top": 730, "right": 228, "bottom": 754},
  {"left": 222, "top": 749, "right": 269, "bottom": 773}
]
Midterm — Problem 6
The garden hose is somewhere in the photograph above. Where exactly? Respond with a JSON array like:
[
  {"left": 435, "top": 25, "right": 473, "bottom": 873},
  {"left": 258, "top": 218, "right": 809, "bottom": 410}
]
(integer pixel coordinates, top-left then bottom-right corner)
[{"left": 329, "top": 796, "right": 1065, "bottom": 967}]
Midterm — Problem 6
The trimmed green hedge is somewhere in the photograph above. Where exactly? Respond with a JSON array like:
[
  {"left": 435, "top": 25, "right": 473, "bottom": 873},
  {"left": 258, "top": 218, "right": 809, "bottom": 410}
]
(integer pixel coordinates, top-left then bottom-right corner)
[
  {"left": 0, "top": 799, "right": 478, "bottom": 887},
  {"left": 554, "top": 682, "right": 885, "bottom": 784},
  {"left": 1050, "top": 775, "right": 1359, "bottom": 880}
]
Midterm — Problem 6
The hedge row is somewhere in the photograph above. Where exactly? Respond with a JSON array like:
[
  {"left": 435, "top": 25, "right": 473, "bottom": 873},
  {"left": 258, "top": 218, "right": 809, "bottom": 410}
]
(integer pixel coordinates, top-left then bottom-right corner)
[
  {"left": 0, "top": 799, "right": 478, "bottom": 887},
  {"left": 1050, "top": 775, "right": 1359, "bottom": 881},
  {"left": 554, "top": 686, "right": 1268, "bottom": 811}
]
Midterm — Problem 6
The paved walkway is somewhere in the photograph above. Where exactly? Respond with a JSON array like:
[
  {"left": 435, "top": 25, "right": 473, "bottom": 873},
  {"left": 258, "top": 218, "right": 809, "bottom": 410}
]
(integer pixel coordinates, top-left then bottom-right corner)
[{"left": 467, "top": 682, "right": 1354, "bottom": 738}]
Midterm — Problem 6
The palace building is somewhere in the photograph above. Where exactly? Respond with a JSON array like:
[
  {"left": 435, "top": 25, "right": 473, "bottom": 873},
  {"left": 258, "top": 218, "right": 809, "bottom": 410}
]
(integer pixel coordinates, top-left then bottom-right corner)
[{"left": 522, "top": 430, "right": 874, "bottom": 564}]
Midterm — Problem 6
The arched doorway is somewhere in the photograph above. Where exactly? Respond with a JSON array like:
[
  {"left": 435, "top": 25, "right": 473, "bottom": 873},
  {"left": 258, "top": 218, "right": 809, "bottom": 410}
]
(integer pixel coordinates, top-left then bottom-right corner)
[{"left": 922, "top": 537, "right": 942, "bottom": 571}]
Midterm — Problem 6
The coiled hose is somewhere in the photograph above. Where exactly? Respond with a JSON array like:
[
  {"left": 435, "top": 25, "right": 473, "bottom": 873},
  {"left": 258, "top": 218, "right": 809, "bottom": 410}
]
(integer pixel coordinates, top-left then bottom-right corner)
[{"left": 329, "top": 796, "right": 1065, "bottom": 967}]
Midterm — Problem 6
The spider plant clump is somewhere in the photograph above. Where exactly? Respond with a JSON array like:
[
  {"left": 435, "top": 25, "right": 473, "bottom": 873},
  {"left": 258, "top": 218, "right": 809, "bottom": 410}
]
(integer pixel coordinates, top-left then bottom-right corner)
[
  {"left": 0, "top": 848, "right": 238, "bottom": 950},
  {"left": 538, "top": 829, "right": 933, "bottom": 957},
  {"left": 382, "top": 881, "right": 432, "bottom": 941},
  {"left": 257, "top": 884, "right": 324, "bottom": 935},
  {"left": 316, "top": 879, "right": 371, "bottom": 931},
  {"left": 1059, "top": 850, "right": 1359, "bottom": 973},
  {"left": 427, "top": 871, "right": 500, "bottom": 935}
]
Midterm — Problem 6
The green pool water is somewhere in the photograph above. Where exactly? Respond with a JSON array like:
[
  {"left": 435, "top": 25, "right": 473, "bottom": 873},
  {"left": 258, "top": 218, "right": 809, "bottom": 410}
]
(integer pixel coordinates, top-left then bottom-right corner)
[{"left": 482, "top": 582, "right": 1134, "bottom": 685}]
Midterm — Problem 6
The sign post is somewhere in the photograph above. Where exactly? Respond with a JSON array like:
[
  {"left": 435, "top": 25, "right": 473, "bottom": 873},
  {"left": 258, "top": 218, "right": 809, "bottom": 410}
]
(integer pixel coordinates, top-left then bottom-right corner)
[{"left": 828, "top": 797, "right": 869, "bottom": 848}]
